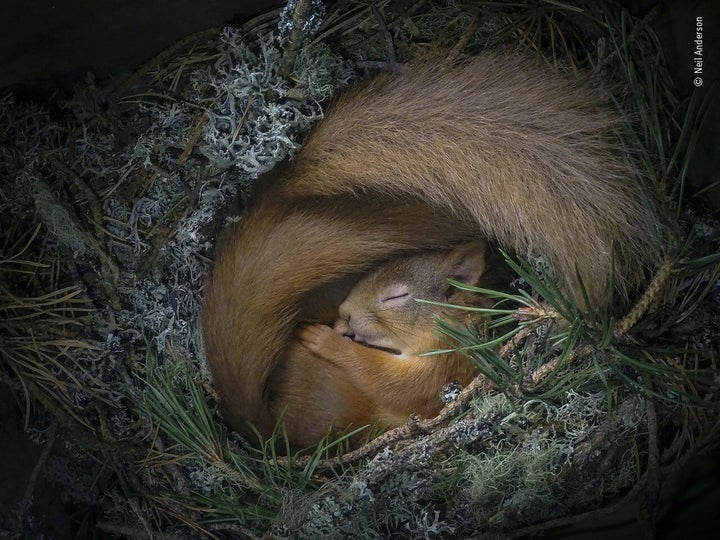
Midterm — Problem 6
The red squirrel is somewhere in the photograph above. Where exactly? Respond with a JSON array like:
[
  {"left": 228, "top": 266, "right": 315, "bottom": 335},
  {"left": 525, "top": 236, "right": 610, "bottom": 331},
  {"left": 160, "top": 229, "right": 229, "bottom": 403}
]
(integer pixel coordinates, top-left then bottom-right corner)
[
  {"left": 298, "top": 242, "right": 498, "bottom": 431},
  {"left": 202, "top": 53, "right": 661, "bottom": 449}
]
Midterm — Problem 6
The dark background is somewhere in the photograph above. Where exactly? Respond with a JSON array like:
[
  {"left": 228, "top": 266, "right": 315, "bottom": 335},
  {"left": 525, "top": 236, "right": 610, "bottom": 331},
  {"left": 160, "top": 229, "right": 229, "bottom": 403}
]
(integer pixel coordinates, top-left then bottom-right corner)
[{"left": 1, "top": 0, "right": 718, "bottom": 538}]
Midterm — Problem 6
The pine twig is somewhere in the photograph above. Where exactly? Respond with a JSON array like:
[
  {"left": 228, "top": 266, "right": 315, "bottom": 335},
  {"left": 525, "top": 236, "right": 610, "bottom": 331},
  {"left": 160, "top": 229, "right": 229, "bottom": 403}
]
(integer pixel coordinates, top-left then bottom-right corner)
[{"left": 615, "top": 257, "right": 675, "bottom": 337}]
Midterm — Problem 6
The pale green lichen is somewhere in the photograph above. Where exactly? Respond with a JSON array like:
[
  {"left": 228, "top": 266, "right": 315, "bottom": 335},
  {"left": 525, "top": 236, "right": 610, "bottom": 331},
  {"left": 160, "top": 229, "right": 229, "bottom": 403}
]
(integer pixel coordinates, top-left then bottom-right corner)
[{"left": 457, "top": 391, "right": 644, "bottom": 529}]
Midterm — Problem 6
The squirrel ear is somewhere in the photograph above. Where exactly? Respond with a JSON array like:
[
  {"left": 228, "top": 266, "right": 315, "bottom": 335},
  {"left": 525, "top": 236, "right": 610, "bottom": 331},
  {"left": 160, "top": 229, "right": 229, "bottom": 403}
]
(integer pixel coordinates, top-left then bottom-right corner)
[{"left": 448, "top": 241, "right": 487, "bottom": 286}]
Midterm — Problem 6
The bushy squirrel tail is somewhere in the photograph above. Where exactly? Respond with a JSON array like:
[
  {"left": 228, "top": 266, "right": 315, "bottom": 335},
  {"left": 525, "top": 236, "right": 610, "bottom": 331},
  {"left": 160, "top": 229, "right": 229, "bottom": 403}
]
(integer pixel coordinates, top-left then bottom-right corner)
[{"left": 284, "top": 53, "right": 662, "bottom": 303}]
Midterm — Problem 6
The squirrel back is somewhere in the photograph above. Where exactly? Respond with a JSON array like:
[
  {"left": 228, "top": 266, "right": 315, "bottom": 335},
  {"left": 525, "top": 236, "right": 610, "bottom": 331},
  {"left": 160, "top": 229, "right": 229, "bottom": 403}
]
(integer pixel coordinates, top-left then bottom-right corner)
[{"left": 202, "top": 52, "right": 662, "bottom": 448}]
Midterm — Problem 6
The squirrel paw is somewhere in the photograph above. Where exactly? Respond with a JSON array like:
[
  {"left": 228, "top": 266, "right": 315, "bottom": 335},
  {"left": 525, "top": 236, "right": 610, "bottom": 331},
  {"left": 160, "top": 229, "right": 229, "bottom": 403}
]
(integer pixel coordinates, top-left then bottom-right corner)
[{"left": 297, "top": 323, "right": 349, "bottom": 359}]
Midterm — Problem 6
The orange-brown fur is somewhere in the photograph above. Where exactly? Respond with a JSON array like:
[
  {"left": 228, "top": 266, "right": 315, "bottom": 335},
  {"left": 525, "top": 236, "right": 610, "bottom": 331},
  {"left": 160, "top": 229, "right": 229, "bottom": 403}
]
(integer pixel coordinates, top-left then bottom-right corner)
[
  {"left": 202, "top": 52, "right": 661, "bottom": 450},
  {"left": 298, "top": 242, "right": 495, "bottom": 429}
]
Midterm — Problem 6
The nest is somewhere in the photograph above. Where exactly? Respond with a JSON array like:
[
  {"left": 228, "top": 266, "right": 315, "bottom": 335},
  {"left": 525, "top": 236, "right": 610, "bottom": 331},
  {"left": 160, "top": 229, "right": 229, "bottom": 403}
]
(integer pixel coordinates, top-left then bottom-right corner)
[{"left": 1, "top": 0, "right": 718, "bottom": 538}]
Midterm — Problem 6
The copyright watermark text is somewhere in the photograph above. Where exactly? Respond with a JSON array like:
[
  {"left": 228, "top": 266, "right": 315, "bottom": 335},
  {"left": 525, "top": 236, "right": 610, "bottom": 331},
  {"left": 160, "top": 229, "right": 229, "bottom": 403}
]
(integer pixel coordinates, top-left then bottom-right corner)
[{"left": 694, "top": 16, "right": 703, "bottom": 87}]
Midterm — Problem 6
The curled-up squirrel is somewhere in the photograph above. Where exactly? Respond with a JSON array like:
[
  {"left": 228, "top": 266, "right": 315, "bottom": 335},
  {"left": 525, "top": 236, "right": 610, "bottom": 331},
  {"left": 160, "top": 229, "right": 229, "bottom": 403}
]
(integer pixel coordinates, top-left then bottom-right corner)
[
  {"left": 298, "top": 241, "right": 501, "bottom": 431},
  {"left": 202, "top": 52, "right": 662, "bottom": 449}
]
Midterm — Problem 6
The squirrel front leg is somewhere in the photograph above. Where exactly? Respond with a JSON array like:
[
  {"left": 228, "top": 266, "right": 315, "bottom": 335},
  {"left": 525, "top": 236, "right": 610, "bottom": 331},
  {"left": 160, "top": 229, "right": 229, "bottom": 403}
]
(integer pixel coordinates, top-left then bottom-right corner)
[{"left": 298, "top": 323, "right": 371, "bottom": 362}]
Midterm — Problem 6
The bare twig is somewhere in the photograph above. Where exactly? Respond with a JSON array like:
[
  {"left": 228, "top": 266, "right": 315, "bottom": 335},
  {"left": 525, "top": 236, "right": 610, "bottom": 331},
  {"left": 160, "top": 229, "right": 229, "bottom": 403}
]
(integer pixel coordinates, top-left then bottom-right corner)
[
  {"left": 638, "top": 390, "right": 660, "bottom": 539},
  {"left": 178, "top": 112, "right": 208, "bottom": 165},
  {"left": 279, "top": 0, "right": 315, "bottom": 78},
  {"left": 447, "top": 14, "right": 480, "bottom": 62},
  {"left": 14, "top": 422, "right": 57, "bottom": 531},
  {"left": 371, "top": 3, "right": 396, "bottom": 63},
  {"left": 49, "top": 157, "right": 105, "bottom": 239}
]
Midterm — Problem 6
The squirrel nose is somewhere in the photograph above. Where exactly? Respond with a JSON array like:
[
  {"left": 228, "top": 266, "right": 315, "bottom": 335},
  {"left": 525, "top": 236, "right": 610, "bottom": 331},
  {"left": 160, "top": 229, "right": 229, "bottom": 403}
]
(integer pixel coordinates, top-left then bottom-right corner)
[{"left": 333, "top": 318, "right": 352, "bottom": 338}]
